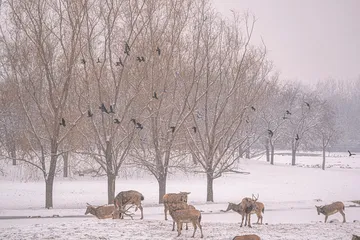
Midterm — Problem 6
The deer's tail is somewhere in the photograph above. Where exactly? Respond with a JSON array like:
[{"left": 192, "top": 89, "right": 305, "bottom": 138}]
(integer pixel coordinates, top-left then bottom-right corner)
[{"left": 262, "top": 207, "right": 265, "bottom": 213}]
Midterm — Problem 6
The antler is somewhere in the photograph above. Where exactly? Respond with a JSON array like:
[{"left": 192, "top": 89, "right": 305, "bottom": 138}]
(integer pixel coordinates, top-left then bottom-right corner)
[{"left": 252, "top": 194, "right": 259, "bottom": 201}]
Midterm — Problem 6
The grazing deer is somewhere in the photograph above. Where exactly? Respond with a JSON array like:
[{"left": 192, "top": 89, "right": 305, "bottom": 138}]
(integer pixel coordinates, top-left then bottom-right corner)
[
  {"left": 163, "top": 192, "right": 191, "bottom": 221},
  {"left": 168, "top": 202, "right": 203, "bottom": 238},
  {"left": 223, "top": 194, "right": 259, "bottom": 228},
  {"left": 233, "top": 234, "right": 261, "bottom": 240},
  {"left": 114, "top": 190, "right": 144, "bottom": 219},
  {"left": 85, "top": 203, "right": 115, "bottom": 219},
  {"left": 352, "top": 235, "right": 360, "bottom": 240},
  {"left": 315, "top": 201, "right": 346, "bottom": 223}
]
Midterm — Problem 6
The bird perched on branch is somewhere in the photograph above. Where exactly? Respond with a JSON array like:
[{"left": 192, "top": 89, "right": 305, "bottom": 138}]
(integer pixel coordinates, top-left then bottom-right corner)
[
  {"left": 99, "top": 103, "right": 109, "bottom": 114},
  {"left": 268, "top": 129, "right": 273, "bottom": 137},
  {"left": 60, "top": 118, "right": 66, "bottom": 127},
  {"left": 156, "top": 47, "right": 161, "bottom": 56},
  {"left": 87, "top": 110, "right": 93, "bottom": 117}
]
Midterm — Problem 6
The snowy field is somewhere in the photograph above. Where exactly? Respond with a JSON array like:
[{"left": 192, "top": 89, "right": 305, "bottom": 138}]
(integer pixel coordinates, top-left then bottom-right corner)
[{"left": 0, "top": 153, "right": 360, "bottom": 239}]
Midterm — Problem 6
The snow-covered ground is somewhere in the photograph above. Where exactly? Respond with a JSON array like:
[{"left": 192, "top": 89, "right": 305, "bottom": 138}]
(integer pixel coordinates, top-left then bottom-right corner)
[{"left": 0, "top": 153, "right": 359, "bottom": 239}]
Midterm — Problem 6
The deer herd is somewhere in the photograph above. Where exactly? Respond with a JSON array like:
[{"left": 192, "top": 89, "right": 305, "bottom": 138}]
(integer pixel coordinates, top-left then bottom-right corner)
[{"left": 84, "top": 190, "right": 354, "bottom": 239}]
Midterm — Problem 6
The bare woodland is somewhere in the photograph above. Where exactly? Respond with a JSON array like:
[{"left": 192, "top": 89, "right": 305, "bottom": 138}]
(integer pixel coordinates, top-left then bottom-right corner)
[{"left": 0, "top": 0, "right": 359, "bottom": 207}]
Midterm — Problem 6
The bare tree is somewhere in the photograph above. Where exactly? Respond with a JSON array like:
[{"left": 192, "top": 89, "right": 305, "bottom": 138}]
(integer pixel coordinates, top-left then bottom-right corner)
[
  {"left": 186, "top": 8, "right": 273, "bottom": 202},
  {"left": 1, "top": 0, "right": 86, "bottom": 208}
]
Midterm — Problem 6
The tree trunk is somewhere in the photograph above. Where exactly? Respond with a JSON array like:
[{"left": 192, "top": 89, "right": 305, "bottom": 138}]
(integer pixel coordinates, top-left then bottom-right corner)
[
  {"left": 270, "top": 142, "right": 275, "bottom": 165},
  {"left": 107, "top": 173, "right": 116, "bottom": 204},
  {"left": 291, "top": 147, "right": 296, "bottom": 166},
  {"left": 11, "top": 142, "right": 16, "bottom": 165},
  {"left": 206, "top": 172, "right": 214, "bottom": 202},
  {"left": 265, "top": 140, "right": 270, "bottom": 162},
  {"left": 63, "top": 152, "right": 69, "bottom": 178},
  {"left": 158, "top": 175, "right": 167, "bottom": 204},
  {"left": 322, "top": 140, "right": 326, "bottom": 170},
  {"left": 45, "top": 177, "right": 54, "bottom": 209},
  {"left": 105, "top": 140, "right": 115, "bottom": 204},
  {"left": 238, "top": 145, "right": 244, "bottom": 158}
]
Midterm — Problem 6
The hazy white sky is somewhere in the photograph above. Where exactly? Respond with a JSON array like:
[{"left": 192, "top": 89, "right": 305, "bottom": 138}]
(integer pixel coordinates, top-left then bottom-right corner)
[{"left": 212, "top": 0, "right": 360, "bottom": 85}]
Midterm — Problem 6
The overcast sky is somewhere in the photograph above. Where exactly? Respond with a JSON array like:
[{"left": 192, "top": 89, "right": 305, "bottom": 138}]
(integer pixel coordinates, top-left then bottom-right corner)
[{"left": 212, "top": 0, "right": 360, "bottom": 86}]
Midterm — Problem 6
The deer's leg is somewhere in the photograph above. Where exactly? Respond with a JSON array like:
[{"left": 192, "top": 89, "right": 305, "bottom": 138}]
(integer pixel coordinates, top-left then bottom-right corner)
[
  {"left": 240, "top": 214, "right": 244, "bottom": 227},
  {"left": 324, "top": 215, "right": 328, "bottom": 223},
  {"left": 185, "top": 222, "right": 188, "bottom": 230},
  {"left": 339, "top": 210, "right": 346, "bottom": 223},
  {"left": 138, "top": 205, "right": 143, "bottom": 220},
  {"left": 248, "top": 214, "right": 252, "bottom": 228},
  {"left": 164, "top": 204, "right": 168, "bottom": 221},
  {"left": 191, "top": 221, "right": 197, "bottom": 237},
  {"left": 177, "top": 222, "right": 182, "bottom": 237},
  {"left": 198, "top": 221, "right": 204, "bottom": 238},
  {"left": 172, "top": 220, "right": 175, "bottom": 231}
]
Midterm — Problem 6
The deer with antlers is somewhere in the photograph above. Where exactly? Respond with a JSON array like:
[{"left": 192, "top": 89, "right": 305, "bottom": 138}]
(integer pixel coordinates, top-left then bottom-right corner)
[{"left": 114, "top": 190, "right": 144, "bottom": 220}]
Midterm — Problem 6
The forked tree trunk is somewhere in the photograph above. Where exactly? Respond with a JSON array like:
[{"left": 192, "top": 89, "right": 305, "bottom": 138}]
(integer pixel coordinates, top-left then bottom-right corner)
[{"left": 206, "top": 172, "right": 214, "bottom": 202}]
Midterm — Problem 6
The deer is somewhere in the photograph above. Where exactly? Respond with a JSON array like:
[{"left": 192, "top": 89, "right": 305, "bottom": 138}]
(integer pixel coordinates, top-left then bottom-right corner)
[
  {"left": 114, "top": 190, "right": 144, "bottom": 220},
  {"left": 85, "top": 203, "right": 115, "bottom": 219},
  {"left": 163, "top": 192, "right": 191, "bottom": 221},
  {"left": 168, "top": 202, "right": 203, "bottom": 238},
  {"left": 315, "top": 201, "right": 346, "bottom": 223},
  {"left": 222, "top": 194, "right": 259, "bottom": 228},
  {"left": 167, "top": 202, "right": 196, "bottom": 231},
  {"left": 352, "top": 235, "right": 360, "bottom": 240},
  {"left": 112, "top": 205, "right": 136, "bottom": 220},
  {"left": 232, "top": 235, "right": 261, "bottom": 240}
]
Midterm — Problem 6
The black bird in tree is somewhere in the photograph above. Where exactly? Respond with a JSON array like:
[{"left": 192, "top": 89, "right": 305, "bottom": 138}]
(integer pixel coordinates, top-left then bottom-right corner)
[
  {"left": 268, "top": 129, "right": 274, "bottom": 137},
  {"left": 304, "top": 102, "right": 311, "bottom": 109},
  {"left": 81, "top": 59, "right": 86, "bottom": 64},
  {"left": 124, "top": 42, "right": 130, "bottom": 56},
  {"left": 295, "top": 134, "right": 300, "bottom": 141},
  {"left": 114, "top": 119, "right": 120, "bottom": 124},
  {"left": 170, "top": 126, "right": 175, "bottom": 133},
  {"left": 152, "top": 92, "right": 158, "bottom": 99},
  {"left": 109, "top": 105, "right": 115, "bottom": 113},
  {"left": 99, "top": 103, "right": 109, "bottom": 114},
  {"left": 251, "top": 106, "right": 256, "bottom": 111},
  {"left": 97, "top": 58, "right": 101, "bottom": 63},
  {"left": 156, "top": 47, "right": 161, "bottom": 56},
  {"left": 136, "top": 122, "right": 143, "bottom": 130},
  {"left": 141, "top": 56, "right": 145, "bottom": 62},
  {"left": 131, "top": 118, "right": 136, "bottom": 125},
  {"left": 87, "top": 110, "right": 93, "bottom": 117},
  {"left": 348, "top": 150, "right": 356, "bottom": 157},
  {"left": 286, "top": 110, "right": 292, "bottom": 115},
  {"left": 282, "top": 114, "right": 289, "bottom": 120},
  {"left": 192, "top": 126, "right": 197, "bottom": 133},
  {"left": 136, "top": 56, "right": 142, "bottom": 62},
  {"left": 116, "top": 57, "right": 124, "bottom": 67},
  {"left": 60, "top": 118, "right": 66, "bottom": 127}
]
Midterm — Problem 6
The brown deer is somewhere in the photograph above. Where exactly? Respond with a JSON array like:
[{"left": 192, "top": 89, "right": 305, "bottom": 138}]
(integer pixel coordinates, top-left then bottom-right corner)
[
  {"left": 112, "top": 205, "right": 136, "bottom": 219},
  {"left": 232, "top": 234, "right": 261, "bottom": 240},
  {"left": 85, "top": 203, "right": 115, "bottom": 219},
  {"left": 168, "top": 202, "right": 203, "bottom": 238},
  {"left": 223, "top": 194, "right": 259, "bottom": 228},
  {"left": 114, "top": 190, "right": 144, "bottom": 219},
  {"left": 167, "top": 202, "right": 196, "bottom": 231},
  {"left": 352, "top": 235, "right": 360, "bottom": 240},
  {"left": 315, "top": 201, "right": 346, "bottom": 223},
  {"left": 163, "top": 192, "right": 190, "bottom": 220}
]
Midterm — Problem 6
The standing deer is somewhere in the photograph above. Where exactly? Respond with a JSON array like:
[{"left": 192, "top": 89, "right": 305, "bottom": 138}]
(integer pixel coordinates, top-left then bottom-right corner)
[
  {"left": 352, "top": 235, "right": 360, "bottom": 240},
  {"left": 233, "top": 235, "right": 261, "bottom": 240},
  {"left": 114, "top": 190, "right": 144, "bottom": 219},
  {"left": 223, "top": 194, "right": 259, "bottom": 228},
  {"left": 315, "top": 201, "right": 346, "bottom": 223},
  {"left": 163, "top": 192, "right": 190, "bottom": 220},
  {"left": 85, "top": 203, "right": 115, "bottom": 219},
  {"left": 167, "top": 202, "right": 196, "bottom": 231},
  {"left": 168, "top": 202, "right": 203, "bottom": 238}
]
